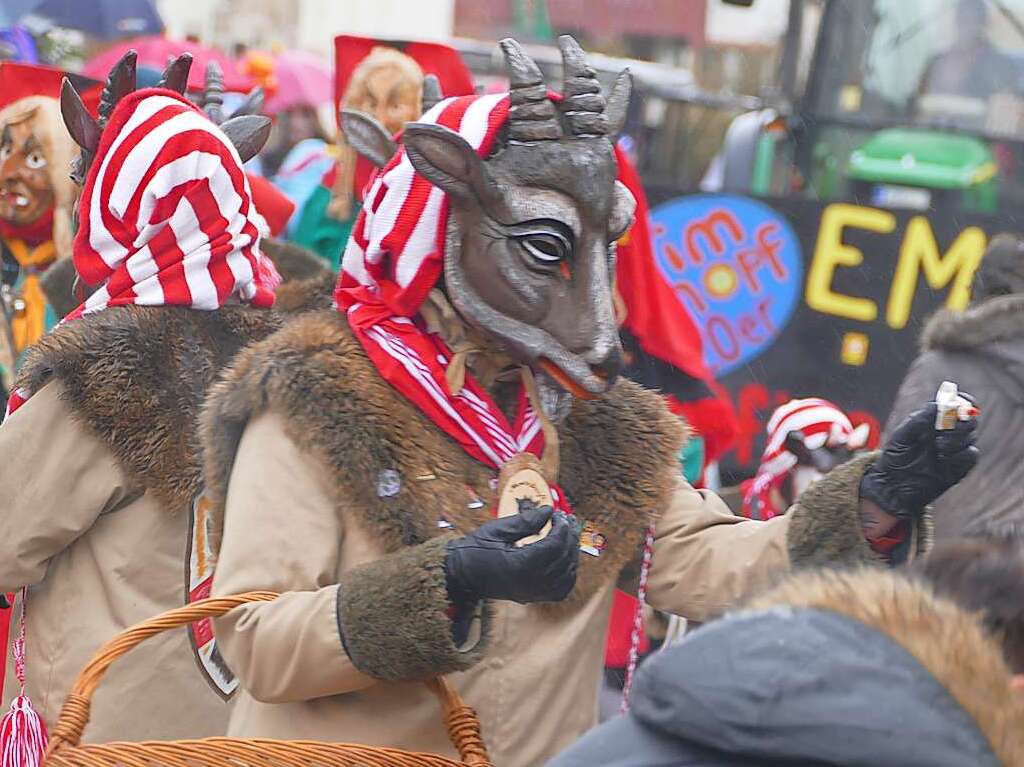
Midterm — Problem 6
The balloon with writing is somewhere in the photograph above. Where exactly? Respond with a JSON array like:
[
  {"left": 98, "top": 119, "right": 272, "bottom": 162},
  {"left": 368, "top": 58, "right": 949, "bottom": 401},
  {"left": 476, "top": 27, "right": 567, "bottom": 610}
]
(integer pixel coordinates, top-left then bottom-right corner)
[{"left": 651, "top": 194, "right": 803, "bottom": 375}]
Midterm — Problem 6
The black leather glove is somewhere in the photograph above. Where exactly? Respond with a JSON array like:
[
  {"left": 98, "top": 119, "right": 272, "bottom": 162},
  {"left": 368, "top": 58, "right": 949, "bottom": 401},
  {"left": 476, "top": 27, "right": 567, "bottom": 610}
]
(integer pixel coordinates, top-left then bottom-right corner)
[
  {"left": 860, "top": 403, "right": 979, "bottom": 519},
  {"left": 445, "top": 499, "right": 580, "bottom": 607}
]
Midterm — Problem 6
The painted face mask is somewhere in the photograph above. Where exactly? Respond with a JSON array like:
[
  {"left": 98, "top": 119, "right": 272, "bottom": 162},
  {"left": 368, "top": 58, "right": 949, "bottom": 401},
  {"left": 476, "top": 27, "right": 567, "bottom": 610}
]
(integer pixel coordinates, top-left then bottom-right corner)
[{"left": 0, "top": 116, "right": 54, "bottom": 229}]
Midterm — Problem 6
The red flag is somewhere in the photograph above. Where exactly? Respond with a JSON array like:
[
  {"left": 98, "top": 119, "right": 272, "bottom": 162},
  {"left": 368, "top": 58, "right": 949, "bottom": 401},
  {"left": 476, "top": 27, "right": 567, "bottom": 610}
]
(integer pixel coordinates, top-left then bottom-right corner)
[{"left": 0, "top": 62, "right": 101, "bottom": 115}]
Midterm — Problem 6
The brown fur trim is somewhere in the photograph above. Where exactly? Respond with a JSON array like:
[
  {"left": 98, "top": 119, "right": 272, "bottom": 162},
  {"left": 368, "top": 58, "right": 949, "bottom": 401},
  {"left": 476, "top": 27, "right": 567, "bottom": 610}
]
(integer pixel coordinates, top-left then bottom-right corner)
[
  {"left": 17, "top": 305, "right": 280, "bottom": 512},
  {"left": 556, "top": 382, "right": 686, "bottom": 606},
  {"left": 201, "top": 310, "right": 684, "bottom": 605},
  {"left": 261, "top": 237, "right": 332, "bottom": 282},
  {"left": 787, "top": 453, "right": 879, "bottom": 568},
  {"left": 273, "top": 270, "right": 336, "bottom": 314},
  {"left": 923, "top": 294, "right": 1024, "bottom": 352},
  {"left": 336, "top": 536, "right": 490, "bottom": 680},
  {"left": 745, "top": 568, "right": 1024, "bottom": 766}
]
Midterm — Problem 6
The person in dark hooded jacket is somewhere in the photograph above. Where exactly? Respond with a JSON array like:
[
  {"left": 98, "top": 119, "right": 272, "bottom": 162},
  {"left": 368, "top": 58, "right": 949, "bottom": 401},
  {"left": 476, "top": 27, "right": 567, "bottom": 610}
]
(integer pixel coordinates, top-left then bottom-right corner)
[
  {"left": 885, "top": 233, "right": 1024, "bottom": 541},
  {"left": 549, "top": 567, "right": 1024, "bottom": 767}
]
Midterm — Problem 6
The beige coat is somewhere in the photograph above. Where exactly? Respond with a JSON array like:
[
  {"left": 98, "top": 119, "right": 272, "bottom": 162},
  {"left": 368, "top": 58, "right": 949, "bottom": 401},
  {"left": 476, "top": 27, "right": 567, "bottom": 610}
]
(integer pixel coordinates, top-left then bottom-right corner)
[
  {"left": 0, "top": 305, "right": 279, "bottom": 742},
  {"left": 206, "top": 311, "right": 901, "bottom": 767},
  {"left": 0, "top": 383, "right": 230, "bottom": 742}
]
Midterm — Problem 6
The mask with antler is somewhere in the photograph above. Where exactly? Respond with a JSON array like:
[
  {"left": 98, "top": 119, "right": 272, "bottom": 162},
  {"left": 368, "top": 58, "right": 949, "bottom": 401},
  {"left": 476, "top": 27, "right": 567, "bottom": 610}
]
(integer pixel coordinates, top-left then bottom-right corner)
[
  {"left": 54, "top": 51, "right": 278, "bottom": 312},
  {"left": 343, "top": 36, "right": 633, "bottom": 404},
  {"left": 60, "top": 51, "right": 272, "bottom": 188}
]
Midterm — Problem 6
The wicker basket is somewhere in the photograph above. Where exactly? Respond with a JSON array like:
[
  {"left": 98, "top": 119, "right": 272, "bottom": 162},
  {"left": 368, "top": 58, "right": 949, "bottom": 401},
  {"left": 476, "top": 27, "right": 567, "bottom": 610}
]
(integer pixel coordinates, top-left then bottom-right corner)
[{"left": 44, "top": 592, "right": 493, "bottom": 767}]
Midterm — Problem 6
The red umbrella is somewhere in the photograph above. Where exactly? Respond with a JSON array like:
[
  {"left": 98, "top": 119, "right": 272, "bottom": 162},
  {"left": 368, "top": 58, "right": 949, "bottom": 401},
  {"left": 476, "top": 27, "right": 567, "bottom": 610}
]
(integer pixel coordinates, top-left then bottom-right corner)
[
  {"left": 263, "top": 50, "right": 331, "bottom": 114},
  {"left": 83, "top": 35, "right": 252, "bottom": 92}
]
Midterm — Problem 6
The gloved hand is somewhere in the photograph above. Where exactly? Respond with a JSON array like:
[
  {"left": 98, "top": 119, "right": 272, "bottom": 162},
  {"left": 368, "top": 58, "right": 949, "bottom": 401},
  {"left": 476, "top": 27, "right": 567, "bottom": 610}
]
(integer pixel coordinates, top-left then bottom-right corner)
[
  {"left": 860, "top": 402, "right": 979, "bottom": 519},
  {"left": 445, "top": 499, "right": 580, "bottom": 607}
]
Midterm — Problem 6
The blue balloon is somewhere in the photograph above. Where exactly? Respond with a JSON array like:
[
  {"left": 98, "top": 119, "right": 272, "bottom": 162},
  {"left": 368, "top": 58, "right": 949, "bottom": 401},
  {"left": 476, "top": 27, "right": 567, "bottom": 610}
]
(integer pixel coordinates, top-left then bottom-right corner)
[{"left": 650, "top": 194, "right": 803, "bottom": 376}]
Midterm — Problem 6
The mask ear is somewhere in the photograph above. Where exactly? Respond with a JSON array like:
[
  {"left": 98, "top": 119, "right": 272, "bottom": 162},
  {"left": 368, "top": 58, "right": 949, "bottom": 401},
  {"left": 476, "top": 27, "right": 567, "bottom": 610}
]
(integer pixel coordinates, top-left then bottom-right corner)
[
  {"left": 340, "top": 109, "right": 398, "bottom": 169},
  {"left": 60, "top": 78, "right": 100, "bottom": 153},
  {"left": 219, "top": 114, "right": 272, "bottom": 163},
  {"left": 403, "top": 122, "right": 488, "bottom": 201}
]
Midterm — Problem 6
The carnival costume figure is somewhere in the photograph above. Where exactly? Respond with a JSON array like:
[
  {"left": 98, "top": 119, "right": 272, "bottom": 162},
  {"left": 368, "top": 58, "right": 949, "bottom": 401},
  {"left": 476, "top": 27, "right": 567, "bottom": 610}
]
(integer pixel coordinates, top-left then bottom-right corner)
[
  {"left": 0, "top": 52, "right": 281, "bottom": 742},
  {"left": 0, "top": 63, "right": 93, "bottom": 387},
  {"left": 203, "top": 38, "right": 976, "bottom": 766}
]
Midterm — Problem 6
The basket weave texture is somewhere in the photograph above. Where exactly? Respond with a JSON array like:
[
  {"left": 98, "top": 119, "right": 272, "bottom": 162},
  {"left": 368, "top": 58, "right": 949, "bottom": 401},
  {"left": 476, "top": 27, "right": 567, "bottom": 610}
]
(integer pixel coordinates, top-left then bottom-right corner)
[{"left": 44, "top": 592, "right": 493, "bottom": 767}]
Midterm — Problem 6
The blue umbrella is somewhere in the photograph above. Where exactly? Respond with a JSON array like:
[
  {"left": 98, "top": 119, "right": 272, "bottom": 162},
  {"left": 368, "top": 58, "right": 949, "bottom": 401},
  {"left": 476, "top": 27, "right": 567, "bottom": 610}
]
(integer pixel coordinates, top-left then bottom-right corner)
[
  {"left": 0, "top": 0, "right": 43, "bottom": 28},
  {"left": 25, "top": 0, "right": 163, "bottom": 39}
]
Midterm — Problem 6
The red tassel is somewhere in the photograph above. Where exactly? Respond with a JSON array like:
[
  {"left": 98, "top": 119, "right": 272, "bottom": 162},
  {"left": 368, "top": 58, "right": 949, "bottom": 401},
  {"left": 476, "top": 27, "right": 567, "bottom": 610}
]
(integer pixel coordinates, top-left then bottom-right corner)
[
  {"left": 0, "top": 695, "right": 47, "bottom": 767},
  {"left": 1, "top": 589, "right": 47, "bottom": 767}
]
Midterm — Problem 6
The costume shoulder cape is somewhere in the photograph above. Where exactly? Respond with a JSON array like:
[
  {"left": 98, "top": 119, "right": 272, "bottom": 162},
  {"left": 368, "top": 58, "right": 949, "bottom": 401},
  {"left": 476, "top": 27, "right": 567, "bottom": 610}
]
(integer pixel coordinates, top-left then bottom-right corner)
[
  {"left": 202, "top": 309, "right": 686, "bottom": 602},
  {"left": 17, "top": 305, "right": 281, "bottom": 512}
]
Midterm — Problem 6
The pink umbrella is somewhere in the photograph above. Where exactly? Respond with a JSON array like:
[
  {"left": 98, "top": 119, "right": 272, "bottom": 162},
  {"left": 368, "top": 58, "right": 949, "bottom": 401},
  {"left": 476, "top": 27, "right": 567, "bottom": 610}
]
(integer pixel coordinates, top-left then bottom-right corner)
[
  {"left": 83, "top": 35, "right": 252, "bottom": 92},
  {"left": 263, "top": 50, "right": 332, "bottom": 114}
]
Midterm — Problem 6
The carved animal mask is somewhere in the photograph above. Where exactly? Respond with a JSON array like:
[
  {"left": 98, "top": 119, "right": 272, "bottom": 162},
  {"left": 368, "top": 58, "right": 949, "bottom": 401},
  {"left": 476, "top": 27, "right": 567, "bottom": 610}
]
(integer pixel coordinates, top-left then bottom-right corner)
[{"left": 404, "top": 36, "right": 634, "bottom": 399}]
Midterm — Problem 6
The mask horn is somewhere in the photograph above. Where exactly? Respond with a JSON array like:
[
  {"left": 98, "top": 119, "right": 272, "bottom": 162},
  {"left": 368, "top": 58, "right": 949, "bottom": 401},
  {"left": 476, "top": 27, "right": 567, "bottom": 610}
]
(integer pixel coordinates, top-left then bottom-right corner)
[
  {"left": 558, "top": 35, "right": 607, "bottom": 137},
  {"left": 605, "top": 69, "right": 632, "bottom": 137},
  {"left": 500, "top": 37, "right": 561, "bottom": 142},
  {"left": 421, "top": 74, "right": 444, "bottom": 115},
  {"left": 98, "top": 50, "right": 138, "bottom": 129},
  {"left": 158, "top": 53, "right": 193, "bottom": 95},
  {"left": 202, "top": 61, "right": 226, "bottom": 124}
]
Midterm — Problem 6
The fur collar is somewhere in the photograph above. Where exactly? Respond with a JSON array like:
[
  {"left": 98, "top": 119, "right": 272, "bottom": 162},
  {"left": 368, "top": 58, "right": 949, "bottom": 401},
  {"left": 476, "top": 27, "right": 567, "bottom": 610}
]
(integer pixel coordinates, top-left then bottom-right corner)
[
  {"left": 746, "top": 568, "right": 1024, "bottom": 766},
  {"left": 201, "top": 310, "right": 686, "bottom": 604},
  {"left": 923, "top": 294, "right": 1024, "bottom": 352},
  {"left": 17, "top": 305, "right": 280, "bottom": 512}
]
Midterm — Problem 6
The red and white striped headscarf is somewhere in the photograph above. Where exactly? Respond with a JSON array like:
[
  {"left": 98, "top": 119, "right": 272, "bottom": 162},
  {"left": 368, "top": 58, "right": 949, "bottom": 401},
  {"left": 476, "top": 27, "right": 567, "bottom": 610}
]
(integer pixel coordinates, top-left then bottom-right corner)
[
  {"left": 4, "top": 88, "right": 279, "bottom": 421},
  {"left": 69, "top": 87, "right": 279, "bottom": 320},
  {"left": 741, "top": 398, "right": 866, "bottom": 520},
  {"left": 331, "top": 94, "right": 570, "bottom": 512},
  {"left": 335, "top": 93, "right": 509, "bottom": 323}
]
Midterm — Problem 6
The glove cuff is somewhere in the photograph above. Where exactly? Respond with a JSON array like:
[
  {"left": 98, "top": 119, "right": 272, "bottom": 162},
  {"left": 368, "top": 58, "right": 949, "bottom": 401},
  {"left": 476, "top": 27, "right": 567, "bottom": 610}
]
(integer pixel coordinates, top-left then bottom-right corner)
[
  {"left": 787, "top": 452, "right": 879, "bottom": 568},
  {"left": 336, "top": 535, "right": 490, "bottom": 681}
]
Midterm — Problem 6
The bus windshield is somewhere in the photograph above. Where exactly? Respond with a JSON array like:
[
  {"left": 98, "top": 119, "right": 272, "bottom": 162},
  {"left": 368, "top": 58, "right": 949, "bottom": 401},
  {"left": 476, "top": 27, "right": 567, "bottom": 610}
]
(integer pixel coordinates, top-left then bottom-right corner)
[{"left": 811, "top": 0, "right": 1024, "bottom": 141}]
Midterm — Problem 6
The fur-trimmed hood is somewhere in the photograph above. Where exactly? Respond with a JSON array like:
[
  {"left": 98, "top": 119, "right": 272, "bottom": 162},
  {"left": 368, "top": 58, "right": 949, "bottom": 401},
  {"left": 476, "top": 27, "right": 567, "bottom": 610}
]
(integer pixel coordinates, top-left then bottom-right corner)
[
  {"left": 921, "top": 294, "right": 1024, "bottom": 405},
  {"left": 17, "top": 305, "right": 280, "bottom": 511},
  {"left": 552, "top": 568, "right": 1024, "bottom": 767},
  {"left": 743, "top": 569, "right": 1024, "bottom": 765},
  {"left": 924, "top": 293, "right": 1024, "bottom": 352},
  {"left": 201, "top": 309, "right": 686, "bottom": 604}
]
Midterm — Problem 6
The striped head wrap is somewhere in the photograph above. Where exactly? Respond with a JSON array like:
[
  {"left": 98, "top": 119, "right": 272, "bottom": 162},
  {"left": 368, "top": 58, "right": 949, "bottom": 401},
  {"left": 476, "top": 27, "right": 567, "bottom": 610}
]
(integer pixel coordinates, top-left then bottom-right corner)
[
  {"left": 335, "top": 92, "right": 509, "bottom": 322},
  {"left": 741, "top": 398, "right": 867, "bottom": 520},
  {"left": 69, "top": 87, "right": 279, "bottom": 320},
  {"left": 5, "top": 87, "right": 279, "bottom": 422}
]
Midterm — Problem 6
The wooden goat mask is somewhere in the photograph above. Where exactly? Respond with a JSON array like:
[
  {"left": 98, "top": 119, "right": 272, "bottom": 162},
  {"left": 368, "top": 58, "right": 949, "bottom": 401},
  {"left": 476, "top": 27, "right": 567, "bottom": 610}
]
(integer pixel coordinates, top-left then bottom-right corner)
[{"left": 344, "top": 36, "right": 634, "bottom": 401}]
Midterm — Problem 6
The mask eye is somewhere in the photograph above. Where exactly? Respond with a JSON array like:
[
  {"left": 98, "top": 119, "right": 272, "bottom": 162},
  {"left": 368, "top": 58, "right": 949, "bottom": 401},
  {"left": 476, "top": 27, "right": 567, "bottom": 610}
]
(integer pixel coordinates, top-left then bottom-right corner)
[
  {"left": 0, "top": 146, "right": 10, "bottom": 162},
  {"left": 520, "top": 232, "right": 569, "bottom": 269},
  {"left": 25, "top": 152, "right": 46, "bottom": 170}
]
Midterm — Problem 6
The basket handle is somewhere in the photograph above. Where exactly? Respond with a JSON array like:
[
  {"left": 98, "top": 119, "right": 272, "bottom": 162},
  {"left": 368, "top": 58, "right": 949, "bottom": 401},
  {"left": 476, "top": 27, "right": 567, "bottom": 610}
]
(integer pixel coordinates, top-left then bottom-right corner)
[
  {"left": 47, "top": 591, "right": 278, "bottom": 753},
  {"left": 46, "top": 592, "right": 492, "bottom": 766}
]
